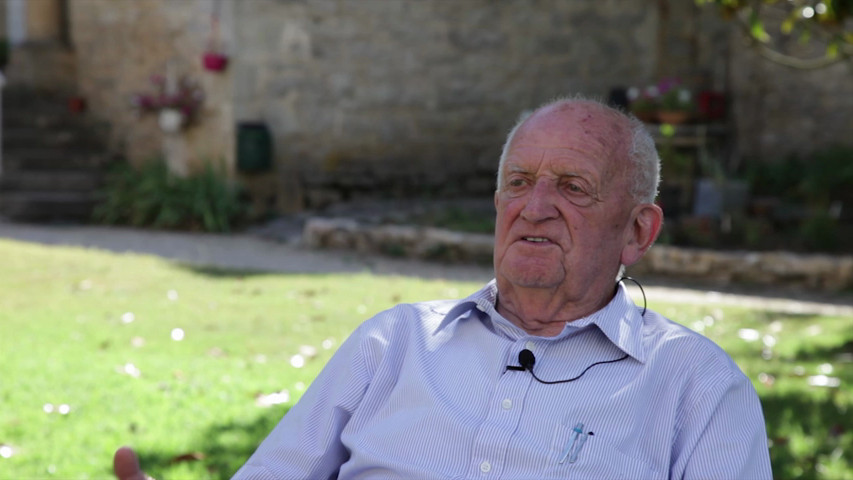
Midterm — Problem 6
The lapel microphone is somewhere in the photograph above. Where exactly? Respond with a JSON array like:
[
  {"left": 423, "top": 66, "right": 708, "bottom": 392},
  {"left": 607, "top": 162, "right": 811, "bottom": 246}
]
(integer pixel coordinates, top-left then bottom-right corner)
[
  {"left": 506, "top": 349, "right": 536, "bottom": 371},
  {"left": 504, "top": 277, "right": 643, "bottom": 384},
  {"left": 506, "top": 348, "right": 629, "bottom": 385}
]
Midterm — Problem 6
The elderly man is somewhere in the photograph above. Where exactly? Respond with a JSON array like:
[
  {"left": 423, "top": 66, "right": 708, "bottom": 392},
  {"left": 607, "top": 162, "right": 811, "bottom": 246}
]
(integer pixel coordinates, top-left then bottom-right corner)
[{"left": 115, "top": 98, "right": 771, "bottom": 479}]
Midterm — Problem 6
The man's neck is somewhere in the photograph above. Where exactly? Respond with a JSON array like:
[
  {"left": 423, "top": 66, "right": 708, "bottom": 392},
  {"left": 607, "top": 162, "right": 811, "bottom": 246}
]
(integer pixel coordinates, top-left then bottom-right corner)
[{"left": 495, "top": 283, "right": 615, "bottom": 337}]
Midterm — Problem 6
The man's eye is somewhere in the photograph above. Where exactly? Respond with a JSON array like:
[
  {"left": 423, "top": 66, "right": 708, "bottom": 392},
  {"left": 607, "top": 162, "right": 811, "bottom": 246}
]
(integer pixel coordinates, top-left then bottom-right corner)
[
  {"left": 564, "top": 182, "right": 586, "bottom": 194},
  {"left": 508, "top": 178, "right": 526, "bottom": 188}
]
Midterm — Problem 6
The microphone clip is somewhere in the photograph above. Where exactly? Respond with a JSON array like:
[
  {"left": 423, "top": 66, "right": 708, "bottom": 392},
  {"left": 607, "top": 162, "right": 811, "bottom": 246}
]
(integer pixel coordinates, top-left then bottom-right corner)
[{"left": 506, "top": 349, "right": 536, "bottom": 372}]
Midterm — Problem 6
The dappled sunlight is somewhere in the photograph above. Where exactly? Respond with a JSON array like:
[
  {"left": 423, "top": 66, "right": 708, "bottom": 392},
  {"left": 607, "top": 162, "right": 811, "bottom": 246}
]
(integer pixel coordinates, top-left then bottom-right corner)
[
  {"left": 289, "top": 355, "right": 305, "bottom": 369},
  {"left": 171, "top": 328, "right": 185, "bottom": 341},
  {"left": 664, "top": 302, "right": 853, "bottom": 477},
  {"left": 42, "top": 403, "right": 71, "bottom": 415},
  {"left": 255, "top": 390, "right": 290, "bottom": 408},
  {"left": 738, "top": 328, "right": 761, "bottom": 342},
  {"left": 0, "top": 444, "right": 14, "bottom": 458},
  {"left": 0, "top": 239, "right": 849, "bottom": 478}
]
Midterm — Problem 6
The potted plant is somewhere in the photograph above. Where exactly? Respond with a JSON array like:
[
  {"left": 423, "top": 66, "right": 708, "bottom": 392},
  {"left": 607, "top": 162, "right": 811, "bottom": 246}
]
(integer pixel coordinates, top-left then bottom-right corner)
[
  {"left": 202, "top": 15, "right": 228, "bottom": 72},
  {"left": 203, "top": 51, "right": 228, "bottom": 72},
  {"left": 627, "top": 86, "right": 660, "bottom": 123},
  {"left": 657, "top": 79, "right": 694, "bottom": 125},
  {"left": 131, "top": 74, "right": 205, "bottom": 132}
]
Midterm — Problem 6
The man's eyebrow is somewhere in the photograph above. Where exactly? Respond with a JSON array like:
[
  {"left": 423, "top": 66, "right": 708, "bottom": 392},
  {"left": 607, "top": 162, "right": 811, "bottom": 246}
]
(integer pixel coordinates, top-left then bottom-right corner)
[{"left": 507, "top": 165, "right": 530, "bottom": 173}]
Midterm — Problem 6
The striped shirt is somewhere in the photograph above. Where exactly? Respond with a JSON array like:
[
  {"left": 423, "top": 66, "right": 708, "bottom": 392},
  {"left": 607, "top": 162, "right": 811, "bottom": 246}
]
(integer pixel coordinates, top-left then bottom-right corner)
[{"left": 233, "top": 280, "right": 772, "bottom": 479}]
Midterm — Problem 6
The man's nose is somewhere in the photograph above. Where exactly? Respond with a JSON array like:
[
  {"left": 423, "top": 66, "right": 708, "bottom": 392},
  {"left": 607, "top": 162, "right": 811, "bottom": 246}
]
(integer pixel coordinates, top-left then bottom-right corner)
[{"left": 520, "top": 179, "right": 559, "bottom": 222}]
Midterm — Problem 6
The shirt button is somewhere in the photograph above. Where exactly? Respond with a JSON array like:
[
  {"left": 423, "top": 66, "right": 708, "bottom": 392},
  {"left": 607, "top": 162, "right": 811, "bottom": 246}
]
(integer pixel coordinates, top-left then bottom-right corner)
[
  {"left": 524, "top": 341, "right": 535, "bottom": 350},
  {"left": 501, "top": 398, "right": 513, "bottom": 410},
  {"left": 480, "top": 461, "right": 492, "bottom": 473}
]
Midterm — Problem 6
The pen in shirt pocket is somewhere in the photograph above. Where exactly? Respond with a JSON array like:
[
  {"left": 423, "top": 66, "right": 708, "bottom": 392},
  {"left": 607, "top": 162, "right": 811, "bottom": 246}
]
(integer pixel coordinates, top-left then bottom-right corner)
[{"left": 559, "top": 423, "right": 593, "bottom": 464}]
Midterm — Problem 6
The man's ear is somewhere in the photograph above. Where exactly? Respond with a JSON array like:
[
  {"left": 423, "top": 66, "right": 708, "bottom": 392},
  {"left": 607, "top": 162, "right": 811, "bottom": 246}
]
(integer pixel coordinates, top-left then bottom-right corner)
[{"left": 620, "top": 203, "right": 663, "bottom": 267}]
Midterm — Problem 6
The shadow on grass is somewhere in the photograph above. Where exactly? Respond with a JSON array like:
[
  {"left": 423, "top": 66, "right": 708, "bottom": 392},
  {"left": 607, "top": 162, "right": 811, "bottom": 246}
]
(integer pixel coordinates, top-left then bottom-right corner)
[
  {"left": 176, "top": 263, "right": 280, "bottom": 279},
  {"left": 761, "top": 338, "right": 853, "bottom": 479},
  {"left": 135, "top": 407, "right": 287, "bottom": 480},
  {"left": 763, "top": 392, "right": 852, "bottom": 480},
  {"left": 117, "top": 335, "right": 853, "bottom": 479}
]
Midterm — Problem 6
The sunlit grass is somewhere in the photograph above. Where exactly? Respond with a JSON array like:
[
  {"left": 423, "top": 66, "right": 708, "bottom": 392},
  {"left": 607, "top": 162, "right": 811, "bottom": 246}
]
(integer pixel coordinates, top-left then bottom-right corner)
[{"left": 1, "top": 238, "right": 851, "bottom": 479}]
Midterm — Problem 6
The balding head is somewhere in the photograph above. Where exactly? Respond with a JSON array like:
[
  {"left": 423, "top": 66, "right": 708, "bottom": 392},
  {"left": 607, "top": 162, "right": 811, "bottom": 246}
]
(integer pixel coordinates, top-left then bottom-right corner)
[{"left": 497, "top": 98, "right": 660, "bottom": 205}]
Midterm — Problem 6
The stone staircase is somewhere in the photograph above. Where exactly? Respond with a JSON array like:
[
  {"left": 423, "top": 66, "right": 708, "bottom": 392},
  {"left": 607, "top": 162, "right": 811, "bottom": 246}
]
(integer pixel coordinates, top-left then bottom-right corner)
[{"left": 0, "top": 87, "right": 114, "bottom": 222}]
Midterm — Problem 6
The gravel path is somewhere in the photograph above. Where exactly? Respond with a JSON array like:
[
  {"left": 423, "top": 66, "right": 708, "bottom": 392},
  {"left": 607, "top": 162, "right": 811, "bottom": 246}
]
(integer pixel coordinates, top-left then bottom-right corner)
[{"left": 1, "top": 219, "right": 851, "bottom": 316}]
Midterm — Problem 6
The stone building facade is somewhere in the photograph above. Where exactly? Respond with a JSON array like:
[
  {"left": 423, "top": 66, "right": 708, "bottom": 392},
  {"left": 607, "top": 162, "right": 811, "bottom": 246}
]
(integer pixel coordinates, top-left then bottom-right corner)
[{"left": 3, "top": 0, "right": 852, "bottom": 212}]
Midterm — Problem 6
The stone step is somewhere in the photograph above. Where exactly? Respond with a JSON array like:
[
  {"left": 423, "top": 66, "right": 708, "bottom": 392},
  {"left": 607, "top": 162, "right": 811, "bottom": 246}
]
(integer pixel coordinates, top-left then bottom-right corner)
[
  {"left": 2, "top": 87, "right": 68, "bottom": 110},
  {"left": 3, "top": 125, "right": 105, "bottom": 150},
  {"left": 2, "top": 108, "right": 84, "bottom": 130},
  {"left": 0, "top": 170, "right": 104, "bottom": 192},
  {"left": 2, "top": 149, "right": 112, "bottom": 171},
  {"left": 0, "top": 191, "right": 100, "bottom": 221},
  {"left": 0, "top": 87, "right": 113, "bottom": 223}
]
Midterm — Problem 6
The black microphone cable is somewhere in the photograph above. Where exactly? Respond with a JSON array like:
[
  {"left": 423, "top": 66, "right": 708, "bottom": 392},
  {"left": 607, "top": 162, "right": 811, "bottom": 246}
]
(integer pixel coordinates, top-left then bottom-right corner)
[
  {"left": 508, "top": 348, "right": 629, "bottom": 385},
  {"left": 617, "top": 276, "right": 647, "bottom": 316},
  {"left": 505, "top": 277, "right": 647, "bottom": 384}
]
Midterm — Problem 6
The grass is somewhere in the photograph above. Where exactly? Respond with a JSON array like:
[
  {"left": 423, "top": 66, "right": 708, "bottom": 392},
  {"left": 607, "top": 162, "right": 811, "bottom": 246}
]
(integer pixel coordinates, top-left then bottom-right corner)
[{"left": 0, "top": 239, "right": 851, "bottom": 479}]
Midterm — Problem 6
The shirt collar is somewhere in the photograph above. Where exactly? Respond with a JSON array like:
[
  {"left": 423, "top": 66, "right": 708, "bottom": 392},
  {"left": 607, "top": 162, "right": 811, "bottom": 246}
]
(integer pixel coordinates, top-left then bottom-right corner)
[
  {"left": 582, "top": 283, "right": 648, "bottom": 363},
  {"left": 436, "top": 281, "right": 648, "bottom": 363},
  {"left": 433, "top": 279, "right": 499, "bottom": 332}
]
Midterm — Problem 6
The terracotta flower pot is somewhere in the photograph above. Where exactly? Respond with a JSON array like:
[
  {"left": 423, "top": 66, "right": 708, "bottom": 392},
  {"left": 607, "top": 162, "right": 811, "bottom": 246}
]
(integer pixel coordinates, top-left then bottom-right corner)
[
  {"left": 632, "top": 110, "right": 658, "bottom": 123},
  {"left": 657, "top": 110, "right": 691, "bottom": 125}
]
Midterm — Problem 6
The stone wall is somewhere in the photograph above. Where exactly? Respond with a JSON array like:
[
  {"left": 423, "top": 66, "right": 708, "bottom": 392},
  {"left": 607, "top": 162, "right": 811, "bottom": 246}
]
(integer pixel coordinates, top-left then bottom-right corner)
[
  {"left": 730, "top": 47, "right": 853, "bottom": 162},
  {"left": 18, "top": 0, "right": 852, "bottom": 211},
  {"left": 230, "top": 0, "right": 659, "bottom": 209},
  {"left": 66, "top": 0, "right": 234, "bottom": 175}
]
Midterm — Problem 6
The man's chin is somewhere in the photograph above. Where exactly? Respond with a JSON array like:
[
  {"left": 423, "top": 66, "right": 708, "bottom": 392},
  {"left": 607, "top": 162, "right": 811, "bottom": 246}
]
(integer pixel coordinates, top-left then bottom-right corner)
[{"left": 496, "top": 265, "right": 564, "bottom": 290}]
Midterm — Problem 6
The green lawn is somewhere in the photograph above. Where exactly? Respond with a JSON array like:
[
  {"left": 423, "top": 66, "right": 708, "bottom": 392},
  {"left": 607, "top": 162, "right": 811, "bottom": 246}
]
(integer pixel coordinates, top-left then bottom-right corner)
[{"left": 0, "top": 238, "right": 851, "bottom": 479}]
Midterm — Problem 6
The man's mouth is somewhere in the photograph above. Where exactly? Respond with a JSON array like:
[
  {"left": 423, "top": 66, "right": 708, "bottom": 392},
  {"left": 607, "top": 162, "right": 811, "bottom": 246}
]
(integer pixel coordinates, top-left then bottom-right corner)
[{"left": 522, "top": 236, "right": 551, "bottom": 243}]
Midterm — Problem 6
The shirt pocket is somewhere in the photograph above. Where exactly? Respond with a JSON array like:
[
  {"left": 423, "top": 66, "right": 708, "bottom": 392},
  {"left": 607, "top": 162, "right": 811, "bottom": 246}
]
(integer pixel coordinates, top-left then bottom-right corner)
[{"left": 543, "top": 421, "right": 663, "bottom": 480}]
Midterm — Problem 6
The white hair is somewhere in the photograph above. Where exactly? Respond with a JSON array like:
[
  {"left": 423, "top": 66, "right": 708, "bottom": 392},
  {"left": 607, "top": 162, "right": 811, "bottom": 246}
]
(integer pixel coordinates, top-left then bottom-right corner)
[{"left": 496, "top": 97, "right": 660, "bottom": 204}]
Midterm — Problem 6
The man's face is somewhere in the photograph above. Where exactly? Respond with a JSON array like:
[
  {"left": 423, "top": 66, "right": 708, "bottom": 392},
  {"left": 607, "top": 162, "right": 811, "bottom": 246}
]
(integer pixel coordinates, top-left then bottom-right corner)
[{"left": 493, "top": 104, "right": 638, "bottom": 302}]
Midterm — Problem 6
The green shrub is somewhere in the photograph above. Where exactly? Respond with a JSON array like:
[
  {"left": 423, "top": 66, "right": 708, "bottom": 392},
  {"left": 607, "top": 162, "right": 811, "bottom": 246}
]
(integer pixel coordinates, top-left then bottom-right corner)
[
  {"left": 798, "top": 147, "right": 853, "bottom": 207},
  {"left": 92, "top": 160, "right": 247, "bottom": 232},
  {"left": 799, "top": 212, "right": 840, "bottom": 252},
  {"left": 747, "top": 147, "right": 853, "bottom": 207}
]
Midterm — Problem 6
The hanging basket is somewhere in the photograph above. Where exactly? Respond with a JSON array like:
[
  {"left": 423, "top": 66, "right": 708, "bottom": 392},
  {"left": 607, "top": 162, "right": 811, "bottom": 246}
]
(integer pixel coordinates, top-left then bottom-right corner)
[
  {"left": 203, "top": 11, "right": 228, "bottom": 73},
  {"left": 158, "top": 108, "right": 186, "bottom": 133},
  {"left": 203, "top": 51, "right": 228, "bottom": 72}
]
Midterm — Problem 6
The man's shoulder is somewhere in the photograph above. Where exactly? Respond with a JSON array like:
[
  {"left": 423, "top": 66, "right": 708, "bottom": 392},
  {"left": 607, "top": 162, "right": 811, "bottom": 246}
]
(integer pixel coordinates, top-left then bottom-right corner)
[
  {"left": 640, "top": 310, "right": 744, "bottom": 376},
  {"left": 358, "top": 297, "right": 472, "bottom": 335}
]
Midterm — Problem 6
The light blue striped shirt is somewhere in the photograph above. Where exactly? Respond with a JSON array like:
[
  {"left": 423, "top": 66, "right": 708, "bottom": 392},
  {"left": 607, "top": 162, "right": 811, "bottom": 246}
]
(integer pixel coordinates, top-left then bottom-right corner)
[{"left": 234, "top": 281, "right": 771, "bottom": 479}]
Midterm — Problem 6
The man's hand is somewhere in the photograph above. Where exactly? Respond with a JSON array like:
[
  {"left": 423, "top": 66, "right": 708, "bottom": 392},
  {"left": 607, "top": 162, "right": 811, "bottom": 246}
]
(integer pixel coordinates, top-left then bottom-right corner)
[{"left": 113, "top": 446, "right": 151, "bottom": 480}]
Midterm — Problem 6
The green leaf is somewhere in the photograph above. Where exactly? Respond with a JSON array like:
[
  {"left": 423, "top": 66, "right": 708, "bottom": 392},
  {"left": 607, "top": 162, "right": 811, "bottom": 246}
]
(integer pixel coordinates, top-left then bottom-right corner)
[
  {"left": 826, "top": 41, "right": 840, "bottom": 58},
  {"left": 749, "top": 10, "right": 771, "bottom": 42}
]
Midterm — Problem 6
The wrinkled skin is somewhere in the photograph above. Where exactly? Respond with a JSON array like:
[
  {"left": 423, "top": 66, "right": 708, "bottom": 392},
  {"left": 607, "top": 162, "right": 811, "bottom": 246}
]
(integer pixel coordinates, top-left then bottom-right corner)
[{"left": 493, "top": 101, "right": 663, "bottom": 337}]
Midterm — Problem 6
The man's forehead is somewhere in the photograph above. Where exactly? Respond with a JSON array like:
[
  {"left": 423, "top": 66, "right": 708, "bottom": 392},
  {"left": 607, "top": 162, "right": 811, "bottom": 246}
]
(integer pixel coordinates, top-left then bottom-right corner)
[
  {"left": 512, "top": 103, "right": 629, "bottom": 150},
  {"left": 507, "top": 106, "right": 628, "bottom": 172},
  {"left": 504, "top": 148, "right": 597, "bottom": 173}
]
